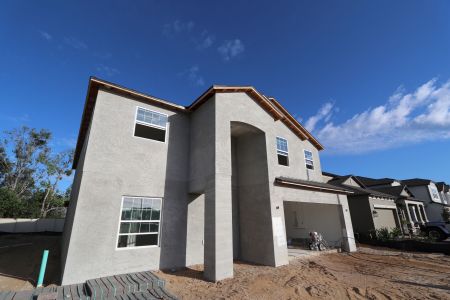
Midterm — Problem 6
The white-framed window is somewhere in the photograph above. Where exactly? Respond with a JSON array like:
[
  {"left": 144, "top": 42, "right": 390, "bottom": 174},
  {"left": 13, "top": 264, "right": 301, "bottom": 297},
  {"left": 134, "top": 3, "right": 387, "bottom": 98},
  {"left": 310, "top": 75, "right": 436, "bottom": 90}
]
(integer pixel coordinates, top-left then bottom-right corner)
[
  {"left": 276, "top": 137, "right": 289, "bottom": 166},
  {"left": 134, "top": 107, "right": 168, "bottom": 142},
  {"left": 429, "top": 186, "right": 441, "bottom": 203},
  {"left": 117, "top": 196, "right": 162, "bottom": 248},
  {"left": 304, "top": 150, "right": 314, "bottom": 170}
]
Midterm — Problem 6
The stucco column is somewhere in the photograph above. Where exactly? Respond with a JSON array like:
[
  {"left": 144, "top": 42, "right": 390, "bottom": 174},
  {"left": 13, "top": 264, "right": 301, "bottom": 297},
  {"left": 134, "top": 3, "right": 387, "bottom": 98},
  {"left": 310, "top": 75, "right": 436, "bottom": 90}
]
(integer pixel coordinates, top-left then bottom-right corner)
[
  {"left": 419, "top": 205, "right": 428, "bottom": 222},
  {"left": 415, "top": 205, "right": 424, "bottom": 223},
  {"left": 337, "top": 195, "right": 357, "bottom": 252},
  {"left": 203, "top": 174, "right": 233, "bottom": 282},
  {"left": 405, "top": 204, "right": 414, "bottom": 227}
]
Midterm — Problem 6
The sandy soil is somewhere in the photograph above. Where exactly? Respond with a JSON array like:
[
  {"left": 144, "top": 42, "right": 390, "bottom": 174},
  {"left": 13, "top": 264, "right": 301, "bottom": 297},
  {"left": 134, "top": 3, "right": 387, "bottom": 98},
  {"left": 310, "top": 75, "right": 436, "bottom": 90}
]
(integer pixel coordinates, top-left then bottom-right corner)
[
  {"left": 0, "top": 234, "right": 61, "bottom": 291},
  {"left": 158, "top": 247, "right": 450, "bottom": 300}
]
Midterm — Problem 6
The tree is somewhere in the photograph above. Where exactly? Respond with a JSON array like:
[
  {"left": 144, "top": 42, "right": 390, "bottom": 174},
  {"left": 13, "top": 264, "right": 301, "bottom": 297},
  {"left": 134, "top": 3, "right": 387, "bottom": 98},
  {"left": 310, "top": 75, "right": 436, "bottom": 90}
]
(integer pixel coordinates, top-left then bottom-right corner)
[
  {"left": 0, "top": 126, "right": 51, "bottom": 198},
  {"left": 0, "top": 126, "right": 73, "bottom": 218},
  {"left": 38, "top": 150, "right": 73, "bottom": 218},
  {"left": 0, "top": 187, "right": 24, "bottom": 218}
]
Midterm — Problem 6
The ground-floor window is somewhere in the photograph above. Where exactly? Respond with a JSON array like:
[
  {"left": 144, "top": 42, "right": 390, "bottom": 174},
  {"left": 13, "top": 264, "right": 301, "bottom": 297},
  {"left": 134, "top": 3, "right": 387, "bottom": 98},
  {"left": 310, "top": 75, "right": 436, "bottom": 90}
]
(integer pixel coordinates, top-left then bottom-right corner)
[{"left": 117, "top": 196, "right": 162, "bottom": 248}]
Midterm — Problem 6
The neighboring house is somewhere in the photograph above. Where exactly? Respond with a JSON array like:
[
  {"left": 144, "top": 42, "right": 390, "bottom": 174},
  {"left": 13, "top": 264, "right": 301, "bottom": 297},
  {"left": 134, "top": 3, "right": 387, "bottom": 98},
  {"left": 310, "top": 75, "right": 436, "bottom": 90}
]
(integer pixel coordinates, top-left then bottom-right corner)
[
  {"left": 368, "top": 185, "right": 428, "bottom": 234},
  {"left": 61, "top": 77, "right": 356, "bottom": 285},
  {"left": 356, "top": 176, "right": 428, "bottom": 234},
  {"left": 402, "top": 179, "right": 450, "bottom": 223},
  {"left": 326, "top": 174, "right": 401, "bottom": 238},
  {"left": 436, "top": 182, "right": 450, "bottom": 206}
]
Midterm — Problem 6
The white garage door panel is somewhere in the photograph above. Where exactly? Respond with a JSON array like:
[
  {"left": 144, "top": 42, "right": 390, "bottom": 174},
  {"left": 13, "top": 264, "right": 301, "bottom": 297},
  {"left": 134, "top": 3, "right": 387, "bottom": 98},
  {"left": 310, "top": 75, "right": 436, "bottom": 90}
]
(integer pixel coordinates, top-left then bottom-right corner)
[{"left": 374, "top": 208, "right": 397, "bottom": 230}]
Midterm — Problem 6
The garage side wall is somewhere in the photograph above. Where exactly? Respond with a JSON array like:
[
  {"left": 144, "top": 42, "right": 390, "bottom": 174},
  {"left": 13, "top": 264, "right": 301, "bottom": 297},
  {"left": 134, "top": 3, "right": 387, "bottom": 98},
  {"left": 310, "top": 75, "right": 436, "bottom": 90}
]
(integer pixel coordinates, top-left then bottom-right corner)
[{"left": 347, "top": 196, "right": 375, "bottom": 236}]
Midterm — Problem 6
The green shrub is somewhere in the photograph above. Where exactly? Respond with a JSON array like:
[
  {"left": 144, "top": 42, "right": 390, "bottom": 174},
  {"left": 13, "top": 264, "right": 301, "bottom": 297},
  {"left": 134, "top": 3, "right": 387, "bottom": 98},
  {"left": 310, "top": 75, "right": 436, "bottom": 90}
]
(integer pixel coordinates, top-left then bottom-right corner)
[
  {"left": 375, "top": 227, "right": 390, "bottom": 241},
  {"left": 390, "top": 227, "right": 402, "bottom": 238},
  {"left": 0, "top": 188, "right": 25, "bottom": 218}
]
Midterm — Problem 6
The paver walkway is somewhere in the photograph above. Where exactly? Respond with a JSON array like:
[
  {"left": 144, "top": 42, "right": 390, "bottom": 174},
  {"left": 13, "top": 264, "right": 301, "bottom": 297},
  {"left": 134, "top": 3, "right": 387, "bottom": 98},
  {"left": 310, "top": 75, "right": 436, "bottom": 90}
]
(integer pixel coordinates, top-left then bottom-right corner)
[{"left": 0, "top": 271, "right": 177, "bottom": 300}]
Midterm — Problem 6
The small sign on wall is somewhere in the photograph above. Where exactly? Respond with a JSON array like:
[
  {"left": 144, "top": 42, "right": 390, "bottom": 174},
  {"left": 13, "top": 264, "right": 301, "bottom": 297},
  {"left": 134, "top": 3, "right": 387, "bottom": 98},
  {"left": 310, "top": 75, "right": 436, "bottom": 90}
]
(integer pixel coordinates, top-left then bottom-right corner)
[{"left": 273, "top": 217, "right": 287, "bottom": 247}]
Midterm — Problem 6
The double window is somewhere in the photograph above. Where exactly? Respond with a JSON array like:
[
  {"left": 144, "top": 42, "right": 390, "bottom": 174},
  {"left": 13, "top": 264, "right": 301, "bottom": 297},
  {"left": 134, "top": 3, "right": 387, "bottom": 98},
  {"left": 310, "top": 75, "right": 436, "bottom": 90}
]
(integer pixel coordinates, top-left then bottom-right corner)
[
  {"left": 134, "top": 107, "right": 168, "bottom": 142},
  {"left": 276, "top": 137, "right": 289, "bottom": 166},
  {"left": 117, "top": 196, "right": 162, "bottom": 248},
  {"left": 304, "top": 150, "right": 314, "bottom": 170}
]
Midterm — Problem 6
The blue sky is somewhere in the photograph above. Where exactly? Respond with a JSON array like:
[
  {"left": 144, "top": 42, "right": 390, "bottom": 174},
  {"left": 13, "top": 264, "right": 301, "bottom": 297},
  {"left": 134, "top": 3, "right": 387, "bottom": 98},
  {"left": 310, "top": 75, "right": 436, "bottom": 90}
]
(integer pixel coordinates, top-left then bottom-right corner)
[{"left": 1, "top": 0, "right": 450, "bottom": 184}]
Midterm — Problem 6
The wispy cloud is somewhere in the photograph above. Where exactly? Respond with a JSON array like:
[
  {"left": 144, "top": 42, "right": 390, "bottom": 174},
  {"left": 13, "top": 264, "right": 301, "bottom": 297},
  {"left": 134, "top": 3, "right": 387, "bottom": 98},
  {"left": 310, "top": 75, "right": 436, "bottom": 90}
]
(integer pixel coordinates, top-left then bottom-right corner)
[
  {"left": 0, "top": 113, "right": 31, "bottom": 124},
  {"left": 96, "top": 64, "right": 120, "bottom": 77},
  {"left": 163, "top": 20, "right": 195, "bottom": 36},
  {"left": 55, "top": 137, "right": 77, "bottom": 149},
  {"left": 218, "top": 39, "right": 245, "bottom": 61},
  {"left": 195, "top": 31, "right": 215, "bottom": 50},
  {"left": 38, "top": 30, "right": 52, "bottom": 41},
  {"left": 304, "top": 102, "right": 335, "bottom": 132},
  {"left": 305, "top": 78, "right": 450, "bottom": 154},
  {"left": 63, "top": 36, "right": 88, "bottom": 50},
  {"left": 179, "top": 65, "right": 205, "bottom": 87}
]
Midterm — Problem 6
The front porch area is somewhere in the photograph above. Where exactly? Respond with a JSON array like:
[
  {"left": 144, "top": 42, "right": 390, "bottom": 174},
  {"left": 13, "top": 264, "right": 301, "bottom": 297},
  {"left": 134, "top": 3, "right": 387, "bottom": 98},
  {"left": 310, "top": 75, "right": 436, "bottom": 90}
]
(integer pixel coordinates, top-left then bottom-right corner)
[{"left": 397, "top": 200, "right": 428, "bottom": 234}]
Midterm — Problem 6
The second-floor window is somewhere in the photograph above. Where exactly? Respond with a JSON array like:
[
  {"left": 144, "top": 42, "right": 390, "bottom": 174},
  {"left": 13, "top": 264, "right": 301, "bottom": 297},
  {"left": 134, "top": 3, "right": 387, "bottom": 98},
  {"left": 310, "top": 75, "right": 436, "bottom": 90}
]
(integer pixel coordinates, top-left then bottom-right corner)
[
  {"left": 276, "top": 137, "right": 289, "bottom": 166},
  {"left": 134, "top": 107, "right": 168, "bottom": 142},
  {"left": 304, "top": 150, "right": 314, "bottom": 170}
]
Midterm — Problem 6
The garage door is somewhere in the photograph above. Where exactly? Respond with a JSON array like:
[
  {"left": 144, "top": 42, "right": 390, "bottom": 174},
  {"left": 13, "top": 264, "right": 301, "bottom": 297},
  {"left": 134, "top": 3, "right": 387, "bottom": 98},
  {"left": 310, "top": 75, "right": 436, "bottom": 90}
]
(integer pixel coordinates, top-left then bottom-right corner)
[{"left": 374, "top": 208, "right": 397, "bottom": 230}]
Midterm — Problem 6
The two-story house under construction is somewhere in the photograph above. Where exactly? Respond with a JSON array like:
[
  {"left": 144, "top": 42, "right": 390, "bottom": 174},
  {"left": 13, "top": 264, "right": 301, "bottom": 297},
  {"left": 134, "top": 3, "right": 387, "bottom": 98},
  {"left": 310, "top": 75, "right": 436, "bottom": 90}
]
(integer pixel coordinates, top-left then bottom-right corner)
[{"left": 61, "top": 77, "right": 356, "bottom": 285}]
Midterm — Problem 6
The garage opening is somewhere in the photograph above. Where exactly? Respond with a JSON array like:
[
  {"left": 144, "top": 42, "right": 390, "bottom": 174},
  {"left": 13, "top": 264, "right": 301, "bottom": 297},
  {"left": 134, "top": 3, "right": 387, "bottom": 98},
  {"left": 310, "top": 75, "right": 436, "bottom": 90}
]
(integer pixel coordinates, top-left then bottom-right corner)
[{"left": 283, "top": 201, "right": 343, "bottom": 257}]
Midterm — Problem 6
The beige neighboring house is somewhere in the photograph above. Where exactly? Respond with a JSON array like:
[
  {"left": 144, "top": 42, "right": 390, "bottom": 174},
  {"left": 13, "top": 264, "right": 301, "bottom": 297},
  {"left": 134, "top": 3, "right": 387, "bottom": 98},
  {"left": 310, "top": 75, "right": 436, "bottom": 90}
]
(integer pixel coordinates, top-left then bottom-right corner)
[
  {"left": 325, "top": 174, "right": 401, "bottom": 238},
  {"left": 355, "top": 176, "right": 428, "bottom": 234}
]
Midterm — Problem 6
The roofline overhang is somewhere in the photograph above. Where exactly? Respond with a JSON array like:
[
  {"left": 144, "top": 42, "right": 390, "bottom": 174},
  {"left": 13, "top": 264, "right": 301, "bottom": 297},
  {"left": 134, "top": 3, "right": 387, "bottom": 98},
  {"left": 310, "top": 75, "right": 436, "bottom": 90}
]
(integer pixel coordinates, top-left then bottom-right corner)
[
  {"left": 72, "top": 77, "right": 325, "bottom": 168},
  {"left": 275, "top": 178, "right": 353, "bottom": 195}
]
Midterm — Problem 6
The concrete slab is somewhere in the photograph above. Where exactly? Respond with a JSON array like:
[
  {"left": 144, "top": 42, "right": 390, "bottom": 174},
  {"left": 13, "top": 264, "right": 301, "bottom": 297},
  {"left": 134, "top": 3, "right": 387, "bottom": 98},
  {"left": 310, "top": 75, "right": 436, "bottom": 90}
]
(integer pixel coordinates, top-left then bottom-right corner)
[{"left": 287, "top": 246, "right": 339, "bottom": 261}]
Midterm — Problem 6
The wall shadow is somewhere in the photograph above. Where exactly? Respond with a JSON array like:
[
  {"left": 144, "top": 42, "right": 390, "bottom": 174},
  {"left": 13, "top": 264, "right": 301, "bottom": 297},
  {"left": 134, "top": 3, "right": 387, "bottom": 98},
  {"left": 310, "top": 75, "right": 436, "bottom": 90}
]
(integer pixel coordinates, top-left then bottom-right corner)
[
  {"left": 159, "top": 113, "right": 190, "bottom": 270},
  {"left": 0, "top": 233, "right": 61, "bottom": 287}
]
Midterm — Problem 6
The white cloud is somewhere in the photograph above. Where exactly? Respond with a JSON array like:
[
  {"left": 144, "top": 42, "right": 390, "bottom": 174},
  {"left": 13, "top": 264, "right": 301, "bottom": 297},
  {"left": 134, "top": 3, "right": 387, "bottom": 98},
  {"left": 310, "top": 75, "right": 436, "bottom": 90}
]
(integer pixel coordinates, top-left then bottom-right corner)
[
  {"left": 304, "top": 102, "right": 335, "bottom": 132},
  {"left": 196, "top": 31, "right": 215, "bottom": 50},
  {"left": 38, "top": 30, "right": 52, "bottom": 41},
  {"left": 63, "top": 37, "right": 88, "bottom": 50},
  {"left": 180, "top": 65, "right": 205, "bottom": 87},
  {"left": 306, "top": 78, "right": 450, "bottom": 154},
  {"left": 96, "top": 64, "right": 120, "bottom": 77},
  {"left": 55, "top": 137, "right": 77, "bottom": 148},
  {"left": 163, "top": 20, "right": 195, "bottom": 36},
  {"left": 218, "top": 39, "right": 245, "bottom": 61},
  {"left": 0, "top": 113, "right": 31, "bottom": 124}
]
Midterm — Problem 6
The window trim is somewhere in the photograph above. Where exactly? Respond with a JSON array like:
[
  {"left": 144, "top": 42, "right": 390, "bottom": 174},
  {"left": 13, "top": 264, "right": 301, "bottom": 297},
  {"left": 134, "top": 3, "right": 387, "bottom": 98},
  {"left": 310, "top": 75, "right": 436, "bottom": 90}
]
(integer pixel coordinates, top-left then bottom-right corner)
[
  {"left": 132, "top": 106, "right": 169, "bottom": 144},
  {"left": 304, "top": 149, "right": 315, "bottom": 170},
  {"left": 276, "top": 136, "right": 289, "bottom": 167},
  {"left": 115, "top": 195, "right": 163, "bottom": 250}
]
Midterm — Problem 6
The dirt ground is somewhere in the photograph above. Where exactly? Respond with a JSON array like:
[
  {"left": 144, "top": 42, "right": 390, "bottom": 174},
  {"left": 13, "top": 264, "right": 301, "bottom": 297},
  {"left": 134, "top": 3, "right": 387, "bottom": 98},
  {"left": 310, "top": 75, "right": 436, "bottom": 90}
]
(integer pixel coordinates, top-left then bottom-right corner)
[
  {"left": 0, "top": 234, "right": 60, "bottom": 291},
  {"left": 158, "top": 246, "right": 450, "bottom": 300},
  {"left": 1, "top": 235, "right": 450, "bottom": 299}
]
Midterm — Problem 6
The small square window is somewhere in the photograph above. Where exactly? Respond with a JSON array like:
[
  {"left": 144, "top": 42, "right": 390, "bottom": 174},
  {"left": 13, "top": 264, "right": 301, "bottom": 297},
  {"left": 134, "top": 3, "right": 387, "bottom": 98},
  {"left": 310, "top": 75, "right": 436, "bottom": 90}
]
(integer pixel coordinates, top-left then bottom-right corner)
[
  {"left": 304, "top": 150, "right": 314, "bottom": 170},
  {"left": 134, "top": 107, "right": 167, "bottom": 142},
  {"left": 276, "top": 137, "right": 289, "bottom": 166}
]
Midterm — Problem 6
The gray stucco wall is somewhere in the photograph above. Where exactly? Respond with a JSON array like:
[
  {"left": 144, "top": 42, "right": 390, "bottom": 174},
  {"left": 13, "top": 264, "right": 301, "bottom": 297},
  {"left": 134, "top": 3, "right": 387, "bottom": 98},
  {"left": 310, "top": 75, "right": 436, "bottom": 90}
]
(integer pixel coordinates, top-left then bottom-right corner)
[
  {"left": 63, "top": 88, "right": 357, "bottom": 284},
  {"left": 232, "top": 127, "right": 275, "bottom": 266},
  {"left": 185, "top": 193, "right": 204, "bottom": 266},
  {"left": 61, "top": 90, "right": 190, "bottom": 285}
]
